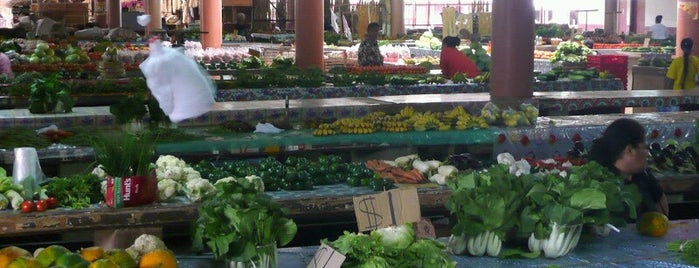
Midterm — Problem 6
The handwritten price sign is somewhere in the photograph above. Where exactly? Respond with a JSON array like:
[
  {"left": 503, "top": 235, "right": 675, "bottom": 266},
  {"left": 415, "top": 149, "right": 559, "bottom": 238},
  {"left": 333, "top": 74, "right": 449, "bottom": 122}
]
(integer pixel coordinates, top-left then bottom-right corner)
[
  {"left": 307, "top": 243, "right": 346, "bottom": 268},
  {"left": 352, "top": 187, "right": 421, "bottom": 232}
]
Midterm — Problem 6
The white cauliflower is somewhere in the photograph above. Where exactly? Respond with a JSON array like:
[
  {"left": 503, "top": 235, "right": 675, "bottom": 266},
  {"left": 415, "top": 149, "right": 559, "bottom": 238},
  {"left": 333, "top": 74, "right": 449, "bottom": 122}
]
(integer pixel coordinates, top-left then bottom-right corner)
[
  {"left": 157, "top": 178, "right": 180, "bottom": 201},
  {"left": 183, "top": 167, "right": 202, "bottom": 182},
  {"left": 214, "top": 176, "right": 238, "bottom": 185},
  {"left": 496, "top": 153, "right": 515, "bottom": 166},
  {"left": 214, "top": 175, "right": 264, "bottom": 193},
  {"left": 155, "top": 155, "right": 187, "bottom": 168},
  {"left": 184, "top": 178, "right": 215, "bottom": 202},
  {"left": 131, "top": 234, "right": 167, "bottom": 254},
  {"left": 91, "top": 165, "right": 107, "bottom": 178}
]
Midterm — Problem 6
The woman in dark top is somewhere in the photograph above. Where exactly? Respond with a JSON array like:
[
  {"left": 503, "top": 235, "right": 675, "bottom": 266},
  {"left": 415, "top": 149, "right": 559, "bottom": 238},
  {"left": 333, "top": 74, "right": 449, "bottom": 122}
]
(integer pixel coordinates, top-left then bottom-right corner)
[{"left": 588, "top": 118, "right": 669, "bottom": 218}]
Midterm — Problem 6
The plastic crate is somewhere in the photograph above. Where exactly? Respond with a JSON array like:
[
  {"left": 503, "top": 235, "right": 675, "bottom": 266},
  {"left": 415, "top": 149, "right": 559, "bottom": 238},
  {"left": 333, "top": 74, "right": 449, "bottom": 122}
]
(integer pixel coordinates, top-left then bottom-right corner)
[{"left": 587, "top": 55, "right": 628, "bottom": 68}]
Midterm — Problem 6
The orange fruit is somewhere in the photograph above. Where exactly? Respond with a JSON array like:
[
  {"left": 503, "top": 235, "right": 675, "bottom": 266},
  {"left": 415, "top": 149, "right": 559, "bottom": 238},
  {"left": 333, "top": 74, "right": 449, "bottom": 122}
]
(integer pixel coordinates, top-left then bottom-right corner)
[
  {"left": 138, "top": 249, "right": 178, "bottom": 268},
  {"left": 80, "top": 247, "right": 105, "bottom": 263},
  {"left": 0, "top": 246, "right": 32, "bottom": 267},
  {"left": 89, "top": 258, "right": 120, "bottom": 268},
  {"left": 637, "top": 211, "right": 669, "bottom": 237}
]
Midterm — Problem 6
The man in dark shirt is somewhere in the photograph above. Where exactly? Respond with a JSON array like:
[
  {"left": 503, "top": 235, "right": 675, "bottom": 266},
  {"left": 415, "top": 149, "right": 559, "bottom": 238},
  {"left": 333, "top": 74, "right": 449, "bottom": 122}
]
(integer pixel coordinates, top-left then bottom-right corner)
[{"left": 358, "top": 22, "right": 383, "bottom": 66}]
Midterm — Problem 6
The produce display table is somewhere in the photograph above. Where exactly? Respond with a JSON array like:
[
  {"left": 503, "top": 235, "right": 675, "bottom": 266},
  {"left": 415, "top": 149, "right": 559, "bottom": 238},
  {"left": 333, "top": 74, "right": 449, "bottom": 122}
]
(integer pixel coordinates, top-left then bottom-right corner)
[
  {"left": 176, "top": 219, "right": 698, "bottom": 268},
  {"left": 493, "top": 111, "right": 697, "bottom": 160},
  {"left": 1, "top": 182, "right": 695, "bottom": 238},
  {"left": 633, "top": 65, "right": 671, "bottom": 90},
  {"left": 214, "top": 79, "right": 623, "bottom": 101}
]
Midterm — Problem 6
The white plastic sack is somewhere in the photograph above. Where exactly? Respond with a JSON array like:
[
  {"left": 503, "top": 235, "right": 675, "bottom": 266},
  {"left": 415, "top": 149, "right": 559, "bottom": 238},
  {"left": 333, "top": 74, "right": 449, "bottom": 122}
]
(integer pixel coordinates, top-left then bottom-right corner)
[{"left": 139, "top": 39, "right": 215, "bottom": 123}]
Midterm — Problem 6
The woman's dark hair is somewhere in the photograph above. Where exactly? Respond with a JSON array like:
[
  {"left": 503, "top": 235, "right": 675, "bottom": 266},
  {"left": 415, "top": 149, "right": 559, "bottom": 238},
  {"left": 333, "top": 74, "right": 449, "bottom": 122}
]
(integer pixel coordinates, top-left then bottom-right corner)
[
  {"left": 443, "top": 36, "right": 460, "bottom": 48},
  {"left": 680, "top": 38, "right": 693, "bottom": 89},
  {"left": 589, "top": 118, "right": 646, "bottom": 168},
  {"left": 367, "top": 22, "right": 381, "bottom": 31}
]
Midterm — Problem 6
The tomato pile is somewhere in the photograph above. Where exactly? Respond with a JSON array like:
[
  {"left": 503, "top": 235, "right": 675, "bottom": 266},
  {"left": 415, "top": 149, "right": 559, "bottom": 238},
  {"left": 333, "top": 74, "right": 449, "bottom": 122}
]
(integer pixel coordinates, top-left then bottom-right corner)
[
  {"left": 346, "top": 64, "right": 428, "bottom": 75},
  {"left": 20, "top": 197, "right": 58, "bottom": 213},
  {"left": 592, "top": 43, "right": 644, "bottom": 49}
]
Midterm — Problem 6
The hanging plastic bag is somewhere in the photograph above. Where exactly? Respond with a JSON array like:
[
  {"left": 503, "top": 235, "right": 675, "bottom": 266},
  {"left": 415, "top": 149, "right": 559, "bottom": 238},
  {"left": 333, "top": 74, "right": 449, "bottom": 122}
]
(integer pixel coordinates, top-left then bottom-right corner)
[{"left": 138, "top": 15, "right": 215, "bottom": 123}]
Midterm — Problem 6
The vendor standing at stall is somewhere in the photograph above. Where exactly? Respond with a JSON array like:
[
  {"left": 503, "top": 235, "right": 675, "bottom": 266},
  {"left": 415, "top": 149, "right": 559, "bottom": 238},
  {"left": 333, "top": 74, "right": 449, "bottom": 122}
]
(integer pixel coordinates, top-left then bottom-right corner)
[
  {"left": 358, "top": 22, "right": 383, "bottom": 66},
  {"left": 589, "top": 118, "right": 669, "bottom": 217},
  {"left": 0, "top": 52, "right": 13, "bottom": 79},
  {"left": 666, "top": 38, "right": 699, "bottom": 90},
  {"left": 648, "top": 15, "right": 669, "bottom": 42},
  {"left": 439, "top": 36, "right": 480, "bottom": 79}
]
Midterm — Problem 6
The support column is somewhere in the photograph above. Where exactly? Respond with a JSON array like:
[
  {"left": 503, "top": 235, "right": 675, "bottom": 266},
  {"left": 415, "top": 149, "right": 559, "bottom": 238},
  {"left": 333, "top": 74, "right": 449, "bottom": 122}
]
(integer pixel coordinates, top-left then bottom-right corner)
[
  {"left": 490, "top": 0, "right": 534, "bottom": 100},
  {"left": 604, "top": 0, "right": 618, "bottom": 34},
  {"left": 94, "top": 0, "right": 107, "bottom": 28},
  {"left": 145, "top": 0, "right": 162, "bottom": 36},
  {"left": 106, "top": 0, "right": 121, "bottom": 29},
  {"left": 390, "top": 0, "right": 405, "bottom": 38},
  {"left": 631, "top": 0, "right": 646, "bottom": 34},
  {"left": 200, "top": 0, "right": 223, "bottom": 48},
  {"left": 676, "top": 0, "right": 699, "bottom": 57},
  {"left": 294, "top": 0, "right": 324, "bottom": 69}
]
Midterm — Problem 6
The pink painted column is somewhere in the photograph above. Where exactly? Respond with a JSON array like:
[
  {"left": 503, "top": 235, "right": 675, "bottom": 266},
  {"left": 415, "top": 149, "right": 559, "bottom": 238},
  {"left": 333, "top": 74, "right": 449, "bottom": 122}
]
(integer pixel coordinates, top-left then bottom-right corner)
[
  {"left": 145, "top": 0, "right": 162, "bottom": 36},
  {"left": 294, "top": 0, "right": 324, "bottom": 69},
  {"left": 106, "top": 0, "right": 121, "bottom": 29},
  {"left": 604, "top": 0, "right": 618, "bottom": 34},
  {"left": 200, "top": 0, "right": 223, "bottom": 49},
  {"left": 490, "top": 0, "right": 534, "bottom": 99},
  {"left": 390, "top": 0, "right": 405, "bottom": 38},
  {"left": 633, "top": 0, "right": 646, "bottom": 34},
  {"left": 676, "top": 0, "right": 699, "bottom": 57}
]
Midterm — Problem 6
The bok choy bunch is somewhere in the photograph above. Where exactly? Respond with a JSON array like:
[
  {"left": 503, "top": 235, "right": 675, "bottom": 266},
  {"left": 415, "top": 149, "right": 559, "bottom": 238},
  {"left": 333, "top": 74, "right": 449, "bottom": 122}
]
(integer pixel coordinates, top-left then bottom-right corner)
[
  {"left": 445, "top": 164, "right": 531, "bottom": 257},
  {"left": 518, "top": 161, "right": 641, "bottom": 258}
]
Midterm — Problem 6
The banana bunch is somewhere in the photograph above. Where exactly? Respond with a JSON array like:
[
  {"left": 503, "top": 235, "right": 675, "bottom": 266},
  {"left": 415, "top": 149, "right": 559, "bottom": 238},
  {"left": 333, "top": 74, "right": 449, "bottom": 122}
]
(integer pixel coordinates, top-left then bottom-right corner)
[
  {"left": 312, "top": 123, "right": 338, "bottom": 136},
  {"left": 363, "top": 111, "right": 387, "bottom": 122},
  {"left": 335, "top": 118, "right": 376, "bottom": 134},
  {"left": 473, "top": 72, "right": 491, "bottom": 83},
  {"left": 412, "top": 113, "right": 442, "bottom": 131},
  {"left": 445, "top": 106, "right": 469, "bottom": 120},
  {"left": 398, "top": 106, "right": 415, "bottom": 118},
  {"left": 382, "top": 121, "right": 411, "bottom": 132},
  {"left": 455, "top": 114, "right": 489, "bottom": 130}
]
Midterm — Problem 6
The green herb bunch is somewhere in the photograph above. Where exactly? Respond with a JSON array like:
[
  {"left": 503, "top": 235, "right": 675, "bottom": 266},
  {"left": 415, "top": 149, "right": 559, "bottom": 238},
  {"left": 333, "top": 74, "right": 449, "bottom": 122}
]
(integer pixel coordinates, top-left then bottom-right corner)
[
  {"left": 192, "top": 177, "right": 297, "bottom": 263},
  {"left": 91, "top": 131, "right": 155, "bottom": 177},
  {"left": 28, "top": 72, "right": 75, "bottom": 114}
]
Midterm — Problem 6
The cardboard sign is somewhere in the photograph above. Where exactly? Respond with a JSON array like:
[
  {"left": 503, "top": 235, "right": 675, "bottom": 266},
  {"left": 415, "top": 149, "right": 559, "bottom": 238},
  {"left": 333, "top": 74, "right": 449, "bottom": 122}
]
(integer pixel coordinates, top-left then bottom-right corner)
[
  {"left": 643, "top": 38, "right": 651, "bottom": 47},
  {"left": 307, "top": 243, "right": 345, "bottom": 268},
  {"left": 248, "top": 48, "right": 261, "bottom": 57},
  {"left": 353, "top": 187, "right": 421, "bottom": 232},
  {"left": 414, "top": 217, "right": 436, "bottom": 239}
]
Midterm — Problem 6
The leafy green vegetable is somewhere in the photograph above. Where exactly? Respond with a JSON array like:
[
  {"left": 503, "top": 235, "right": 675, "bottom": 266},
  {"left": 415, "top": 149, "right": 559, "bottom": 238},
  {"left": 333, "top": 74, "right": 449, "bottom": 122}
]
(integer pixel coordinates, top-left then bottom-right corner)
[
  {"left": 325, "top": 224, "right": 455, "bottom": 268},
  {"left": 43, "top": 174, "right": 103, "bottom": 209},
  {"left": 192, "top": 177, "right": 297, "bottom": 263},
  {"left": 667, "top": 239, "right": 699, "bottom": 266},
  {"left": 446, "top": 164, "right": 530, "bottom": 239}
]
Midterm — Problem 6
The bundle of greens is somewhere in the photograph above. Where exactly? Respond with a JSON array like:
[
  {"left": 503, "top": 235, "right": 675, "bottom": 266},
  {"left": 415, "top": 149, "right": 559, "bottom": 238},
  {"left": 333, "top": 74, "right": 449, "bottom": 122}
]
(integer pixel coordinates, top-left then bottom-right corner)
[
  {"left": 324, "top": 224, "right": 455, "bottom": 267},
  {"left": 519, "top": 161, "right": 641, "bottom": 258},
  {"left": 445, "top": 164, "right": 531, "bottom": 257}
]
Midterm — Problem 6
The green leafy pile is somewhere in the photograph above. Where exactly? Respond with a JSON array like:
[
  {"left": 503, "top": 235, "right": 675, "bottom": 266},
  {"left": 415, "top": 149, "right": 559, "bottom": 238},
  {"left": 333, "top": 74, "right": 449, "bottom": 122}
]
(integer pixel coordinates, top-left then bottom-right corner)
[
  {"left": 549, "top": 41, "right": 593, "bottom": 64},
  {"left": 461, "top": 41, "right": 492, "bottom": 72},
  {"left": 324, "top": 224, "right": 456, "bottom": 267},
  {"left": 43, "top": 174, "right": 103, "bottom": 209},
  {"left": 519, "top": 161, "right": 642, "bottom": 239},
  {"left": 192, "top": 177, "right": 297, "bottom": 263},
  {"left": 667, "top": 239, "right": 699, "bottom": 266}
]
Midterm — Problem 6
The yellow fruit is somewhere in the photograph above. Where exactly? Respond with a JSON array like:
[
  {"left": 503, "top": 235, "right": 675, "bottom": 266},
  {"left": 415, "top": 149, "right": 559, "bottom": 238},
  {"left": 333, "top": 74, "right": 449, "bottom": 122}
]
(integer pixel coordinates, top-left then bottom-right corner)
[
  {"left": 36, "top": 245, "right": 71, "bottom": 267},
  {"left": 138, "top": 249, "right": 178, "bottom": 268},
  {"left": 6, "top": 256, "right": 43, "bottom": 268},
  {"left": 637, "top": 211, "right": 669, "bottom": 237},
  {"left": 0, "top": 246, "right": 32, "bottom": 267},
  {"left": 80, "top": 247, "right": 105, "bottom": 263},
  {"left": 103, "top": 249, "right": 137, "bottom": 268},
  {"left": 88, "top": 259, "right": 119, "bottom": 268},
  {"left": 55, "top": 252, "right": 89, "bottom": 268}
]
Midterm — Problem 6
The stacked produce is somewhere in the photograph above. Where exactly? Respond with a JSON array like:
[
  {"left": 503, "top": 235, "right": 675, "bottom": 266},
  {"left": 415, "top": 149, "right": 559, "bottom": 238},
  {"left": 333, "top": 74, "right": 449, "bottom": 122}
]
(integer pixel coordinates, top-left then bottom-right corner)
[
  {"left": 648, "top": 140, "right": 699, "bottom": 174},
  {"left": 0, "top": 167, "right": 61, "bottom": 213},
  {"left": 323, "top": 223, "right": 456, "bottom": 267},
  {"left": 445, "top": 153, "right": 642, "bottom": 259},
  {"left": 0, "top": 234, "right": 177, "bottom": 268},
  {"left": 193, "top": 155, "right": 391, "bottom": 191},
  {"left": 480, "top": 102, "right": 539, "bottom": 127},
  {"left": 549, "top": 41, "right": 593, "bottom": 64},
  {"left": 414, "top": 30, "right": 442, "bottom": 50},
  {"left": 313, "top": 106, "right": 489, "bottom": 136}
]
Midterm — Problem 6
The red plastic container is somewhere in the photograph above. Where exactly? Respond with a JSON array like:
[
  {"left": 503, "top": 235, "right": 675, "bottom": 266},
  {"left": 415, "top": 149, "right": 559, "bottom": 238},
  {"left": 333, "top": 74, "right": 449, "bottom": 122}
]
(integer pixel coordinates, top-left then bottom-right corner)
[{"left": 587, "top": 55, "right": 629, "bottom": 89}]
